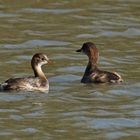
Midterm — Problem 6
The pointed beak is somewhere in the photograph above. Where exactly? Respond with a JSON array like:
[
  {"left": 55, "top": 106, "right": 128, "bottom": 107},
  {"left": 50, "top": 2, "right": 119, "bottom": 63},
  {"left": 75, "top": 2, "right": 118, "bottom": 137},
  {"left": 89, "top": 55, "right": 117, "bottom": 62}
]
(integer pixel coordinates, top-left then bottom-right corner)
[
  {"left": 48, "top": 59, "right": 52, "bottom": 64},
  {"left": 76, "top": 48, "right": 82, "bottom": 52}
]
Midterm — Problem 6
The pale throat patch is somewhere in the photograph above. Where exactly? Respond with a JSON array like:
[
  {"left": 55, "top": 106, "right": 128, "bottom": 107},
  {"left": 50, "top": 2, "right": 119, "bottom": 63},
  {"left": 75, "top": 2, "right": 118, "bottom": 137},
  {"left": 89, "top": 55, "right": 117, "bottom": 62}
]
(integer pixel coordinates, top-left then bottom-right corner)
[{"left": 38, "top": 61, "right": 48, "bottom": 67}]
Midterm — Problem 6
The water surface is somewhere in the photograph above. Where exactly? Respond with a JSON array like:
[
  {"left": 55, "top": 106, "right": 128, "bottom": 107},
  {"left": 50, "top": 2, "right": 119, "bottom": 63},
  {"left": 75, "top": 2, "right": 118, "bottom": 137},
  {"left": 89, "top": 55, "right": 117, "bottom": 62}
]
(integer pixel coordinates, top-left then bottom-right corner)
[{"left": 0, "top": 0, "right": 140, "bottom": 140}]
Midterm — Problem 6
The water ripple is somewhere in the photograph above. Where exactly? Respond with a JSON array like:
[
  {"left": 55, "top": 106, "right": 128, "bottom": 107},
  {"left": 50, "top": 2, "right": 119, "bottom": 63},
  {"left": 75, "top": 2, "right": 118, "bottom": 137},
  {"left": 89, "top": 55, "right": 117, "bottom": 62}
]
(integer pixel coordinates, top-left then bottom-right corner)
[
  {"left": 0, "top": 0, "right": 140, "bottom": 139},
  {"left": 21, "top": 8, "right": 82, "bottom": 14},
  {"left": 0, "top": 12, "right": 19, "bottom": 18},
  {"left": 3, "top": 40, "right": 71, "bottom": 49}
]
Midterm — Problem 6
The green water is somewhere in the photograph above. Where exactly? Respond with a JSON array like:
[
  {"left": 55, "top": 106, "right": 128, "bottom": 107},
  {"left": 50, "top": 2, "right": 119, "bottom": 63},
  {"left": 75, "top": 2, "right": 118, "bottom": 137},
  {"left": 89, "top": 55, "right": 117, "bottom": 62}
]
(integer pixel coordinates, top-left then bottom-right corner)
[{"left": 0, "top": 0, "right": 140, "bottom": 139}]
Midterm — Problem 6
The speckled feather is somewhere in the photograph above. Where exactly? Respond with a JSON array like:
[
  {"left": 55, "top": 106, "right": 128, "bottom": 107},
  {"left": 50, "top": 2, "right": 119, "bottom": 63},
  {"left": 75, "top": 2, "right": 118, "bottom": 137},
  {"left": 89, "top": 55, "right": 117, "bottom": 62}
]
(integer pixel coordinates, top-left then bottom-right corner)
[
  {"left": 1, "top": 77, "right": 49, "bottom": 91},
  {"left": 0, "top": 53, "right": 49, "bottom": 92}
]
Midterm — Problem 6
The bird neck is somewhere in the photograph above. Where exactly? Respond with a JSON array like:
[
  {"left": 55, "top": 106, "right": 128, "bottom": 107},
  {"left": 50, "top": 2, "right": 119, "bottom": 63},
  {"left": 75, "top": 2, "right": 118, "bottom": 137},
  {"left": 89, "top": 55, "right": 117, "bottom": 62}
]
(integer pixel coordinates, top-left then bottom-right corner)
[
  {"left": 83, "top": 55, "right": 98, "bottom": 77},
  {"left": 32, "top": 64, "right": 47, "bottom": 81},
  {"left": 87, "top": 60, "right": 98, "bottom": 73},
  {"left": 88, "top": 48, "right": 99, "bottom": 64},
  {"left": 89, "top": 56, "right": 97, "bottom": 66}
]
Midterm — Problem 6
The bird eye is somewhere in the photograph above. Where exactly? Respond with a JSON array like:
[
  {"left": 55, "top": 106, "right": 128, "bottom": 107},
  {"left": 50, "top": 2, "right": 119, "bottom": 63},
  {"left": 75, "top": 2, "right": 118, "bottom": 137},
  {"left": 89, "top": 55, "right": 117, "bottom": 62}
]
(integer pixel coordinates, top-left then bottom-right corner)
[{"left": 42, "top": 58, "right": 45, "bottom": 61}]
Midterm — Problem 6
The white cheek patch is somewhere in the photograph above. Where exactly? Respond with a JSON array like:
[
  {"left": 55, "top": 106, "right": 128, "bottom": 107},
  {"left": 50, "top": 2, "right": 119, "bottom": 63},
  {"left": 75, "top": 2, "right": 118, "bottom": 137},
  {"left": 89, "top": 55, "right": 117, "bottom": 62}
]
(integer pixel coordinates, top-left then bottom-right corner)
[{"left": 38, "top": 61, "right": 48, "bottom": 67}]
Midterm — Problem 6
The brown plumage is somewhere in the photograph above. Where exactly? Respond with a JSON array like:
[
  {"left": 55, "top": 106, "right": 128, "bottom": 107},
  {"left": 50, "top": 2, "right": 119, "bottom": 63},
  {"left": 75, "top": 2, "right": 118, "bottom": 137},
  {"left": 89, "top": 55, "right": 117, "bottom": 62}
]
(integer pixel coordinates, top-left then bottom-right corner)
[
  {"left": 76, "top": 42, "right": 123, "bottom": 83},
  {"left": 0, "top": 53, "right": 50, "bottom": 92}
]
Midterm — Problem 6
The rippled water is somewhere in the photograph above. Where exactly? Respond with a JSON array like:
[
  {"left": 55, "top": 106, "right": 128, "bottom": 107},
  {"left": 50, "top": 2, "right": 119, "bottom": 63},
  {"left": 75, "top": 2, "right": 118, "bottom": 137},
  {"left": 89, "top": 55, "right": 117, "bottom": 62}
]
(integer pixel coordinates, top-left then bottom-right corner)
[{"left": 0, "top": 0, "right": 140, "bottom": 139}]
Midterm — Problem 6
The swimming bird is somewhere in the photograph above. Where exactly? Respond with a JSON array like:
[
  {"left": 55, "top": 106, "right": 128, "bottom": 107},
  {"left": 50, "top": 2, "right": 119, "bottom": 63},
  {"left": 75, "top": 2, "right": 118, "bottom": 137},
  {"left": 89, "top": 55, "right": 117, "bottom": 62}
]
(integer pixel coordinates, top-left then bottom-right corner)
[
  {"left": 76, "top": 42, "right": 123, "bottom": 83},
  {"left": 0, "top": 53, "right": 50, "bottom": 92}
]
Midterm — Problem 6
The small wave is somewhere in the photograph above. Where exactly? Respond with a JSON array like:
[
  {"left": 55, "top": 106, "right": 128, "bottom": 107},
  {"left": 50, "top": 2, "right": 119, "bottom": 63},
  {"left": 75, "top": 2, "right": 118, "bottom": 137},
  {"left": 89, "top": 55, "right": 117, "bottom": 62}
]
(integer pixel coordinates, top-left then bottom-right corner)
[
  {"left": 20, "top": 8, "right": 82, "bottom": 14},
  {"left": 4, "top": 39, "right": 71, "bottom": 49}
]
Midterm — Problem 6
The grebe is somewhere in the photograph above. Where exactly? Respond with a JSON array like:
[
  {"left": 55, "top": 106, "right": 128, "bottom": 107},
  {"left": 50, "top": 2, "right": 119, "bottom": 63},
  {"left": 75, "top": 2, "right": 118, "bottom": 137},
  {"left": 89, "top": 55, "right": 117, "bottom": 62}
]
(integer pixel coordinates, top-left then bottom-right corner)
[
  {"left": 0, "top": 53, "right": 50, "bottom": 92},
  {"left": 76, "top": 42, "right": 123, "bottom": 83}
]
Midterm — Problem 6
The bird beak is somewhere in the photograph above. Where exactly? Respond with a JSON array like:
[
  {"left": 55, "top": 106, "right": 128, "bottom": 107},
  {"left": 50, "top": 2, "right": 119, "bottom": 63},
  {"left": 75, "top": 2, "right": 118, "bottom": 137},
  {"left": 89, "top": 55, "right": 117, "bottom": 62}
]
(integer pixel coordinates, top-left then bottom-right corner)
[
  {"left": 76, "top": 48, "right": 82, "bottom": 52},
  {"left": 48, "top": 59, "right": 52, "bottom": 64}
]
